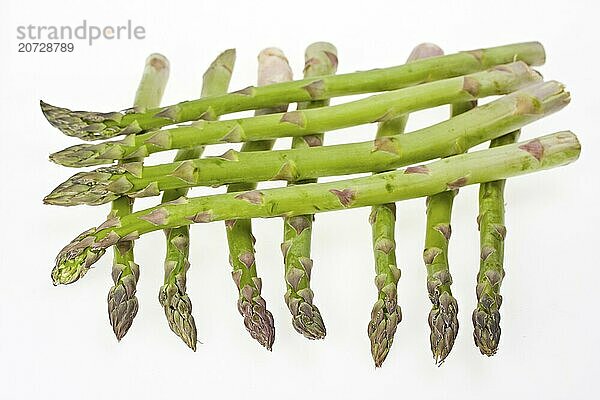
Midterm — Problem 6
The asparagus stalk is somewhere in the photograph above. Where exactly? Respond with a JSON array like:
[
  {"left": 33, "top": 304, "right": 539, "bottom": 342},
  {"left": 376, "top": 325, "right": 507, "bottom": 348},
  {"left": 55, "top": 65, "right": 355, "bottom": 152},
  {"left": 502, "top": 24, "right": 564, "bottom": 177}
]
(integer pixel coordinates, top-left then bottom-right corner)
[
  {"left": 424, "top": 191, "right": 457, "bottom": 365},
  {"left": 368, "top": 43, "right": 443, "bottom": 367},
  {"left": 472, "top": 130, "right": 520, "bottom": 356},
  {"left": 226, "top": 48, "right": 293, "bottom": 351},
  {"left": 159, "top": 49, "right": 235, "bottom": 351},
  {"left": 40, "top": 42, "right": 545, "bottom": 141},
  {"left": 423, "top": 97, "right": 478, "bottom": 365},
  {"left": 282, "top": 42, "right": 337, "bottom": 340},
  {"left": 108, "top": 53, "right": 169, "bottom": 340},
  {"left": 46, "top": 80, "right": 568, "bottom": 207},
  {"left": 49, "top": 61, "right": 542, "bottom": 168},
  {"left": 51, "top": 131, "right": 581, "bottom": 286}
]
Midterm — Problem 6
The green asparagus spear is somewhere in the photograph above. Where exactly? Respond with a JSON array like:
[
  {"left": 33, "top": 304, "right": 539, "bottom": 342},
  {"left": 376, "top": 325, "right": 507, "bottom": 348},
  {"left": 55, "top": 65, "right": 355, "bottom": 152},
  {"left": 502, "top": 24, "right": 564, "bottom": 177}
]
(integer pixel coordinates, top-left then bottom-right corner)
[
  {"left": 472, "top": 130, "right": 520, "bottom": 356},
  {"left": 226, "top": 48, "right": 293, "bottom": 351},
  {"left": 424, "top": 92, "right": 479, "bottom": 365},
  {"left": 108, "top": 53, "right": 169, "bottom": 340},
  {"left": 282, "top": 42, "right": 337, "bottom": 340},
  {"left": 159, "top": 49, "right": 235, "bottom": 351},
  {"left": 48, "top": 61, "right": 541, "bottom": 168},
  {"left": 40, "top": 42, "right": 545, "bottom": 140},
  {"left": 368, "top": 43, "right": 444, "bottom": 367},
  {"left": 46, "top": 79, "right": 568, "bottom": 208},
  {"left": 424, "top": 191, "right": 457, "bottom": 365},
  {"left": 51, "top": 131, "right": 581, "bottom": 286}
]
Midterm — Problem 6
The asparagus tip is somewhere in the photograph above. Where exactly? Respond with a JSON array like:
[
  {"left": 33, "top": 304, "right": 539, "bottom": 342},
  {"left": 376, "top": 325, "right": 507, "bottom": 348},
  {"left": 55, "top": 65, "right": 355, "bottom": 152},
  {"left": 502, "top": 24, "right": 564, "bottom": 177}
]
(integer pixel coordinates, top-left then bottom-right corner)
[
  {"left": 237, "top": 293, "right": 276, "bottom": 350},
  {"left": 472, "top": 293, "right": 502, "bottom": 356},
  {"left": 368, "top": 297, "right": 401, "bottom": 367},
  {"left": 45, "top": 168, "right": 122, "bottom": 206},
  {"left": 159, "top": 283, "right": 198, "bottom": 351},
  {"left": 290, "top": 302, "right": 327, "bottom": 340},
  {"left": 107, "top": 260, "right": 140, "bottom": 342},
  {"left": 108, "top": 303, "right": 138, "bottom": 342},
  {"left": 44, "top": 186, "right": 74, "bottom": 206},
  {"left": 52, "top": 227, "right": 113, "bottom": 285},
  {"left": 428, "top": 290, "right": 459, "bottom": 365},
  {"left": 40, "top": 100, "right": 126, "bottom": 141},
  {"left": 49, "top": 143, "right": 108, "bottom": 168},
  {"left": 52, "top": 249, "right": 94, "bottom": 285}
]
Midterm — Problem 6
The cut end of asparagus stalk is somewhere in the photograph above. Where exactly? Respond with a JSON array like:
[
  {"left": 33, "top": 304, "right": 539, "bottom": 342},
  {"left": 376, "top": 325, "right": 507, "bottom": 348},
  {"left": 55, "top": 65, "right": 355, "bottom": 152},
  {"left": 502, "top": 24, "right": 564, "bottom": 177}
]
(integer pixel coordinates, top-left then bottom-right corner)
[
  {"left": 521, "top": 41, "right": 546, "bottom": 65},
  {"left": 159, "top": 280, "right": 198, "bottom": 351},
  {"left": 202, "top": 49, "right": 236, "bottom": 98},
  {"left": 107, "top": 261, "right": 140, "bottom": 340},
  {"left": 516, "top": 80, "right": 571, "bottom": 114},
  {"left": 304, "top": 42, "right": 338, "bottom": 75},
  {"left": 145, "top": 53, "right": 170, "bottom": 71},
  {"left": 206, "top": 49, "right": 236, "bottom": 74},
  {"left": 469, "top": 41, "right": 546, "bottom": 67},
  {"left": 257, "top": 47, "right": 294, "bottom": 86},
  {"left": 407, "top": 43, "right": 444, "bottom": 62},
  {"left": 133, "top": 53, "right": 171, "bottom": 110}
]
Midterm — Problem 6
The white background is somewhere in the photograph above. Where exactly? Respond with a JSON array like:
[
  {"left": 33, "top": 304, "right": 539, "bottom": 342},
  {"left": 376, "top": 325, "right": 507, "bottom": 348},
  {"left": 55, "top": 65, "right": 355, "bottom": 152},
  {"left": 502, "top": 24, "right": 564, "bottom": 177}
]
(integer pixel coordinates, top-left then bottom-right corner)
[{"left": 2, "top": 0, "right": 599, "bottom": 398}]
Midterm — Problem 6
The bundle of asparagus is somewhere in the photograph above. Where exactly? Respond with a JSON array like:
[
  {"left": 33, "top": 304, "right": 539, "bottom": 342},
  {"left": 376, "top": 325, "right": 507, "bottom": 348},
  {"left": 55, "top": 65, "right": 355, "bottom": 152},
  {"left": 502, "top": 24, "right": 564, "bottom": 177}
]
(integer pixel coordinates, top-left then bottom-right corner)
[{"left": 43, "top": 41, "right": 580, "bottom": 367}]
